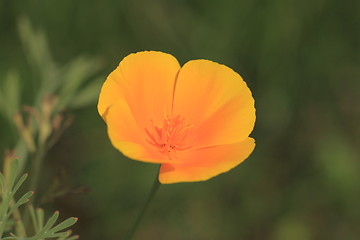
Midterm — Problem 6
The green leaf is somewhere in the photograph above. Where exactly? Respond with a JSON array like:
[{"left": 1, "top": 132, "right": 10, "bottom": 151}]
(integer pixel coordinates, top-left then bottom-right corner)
[
  {"left": 9, "top": 191, "right": 34, "bottom": 215},
  {"left": 0, "top": 71, "right": 21, "bottom": 123},
  {"left": 11, "top": 173, "right": 28, "bottom": 195},
  {"left": 0, "top": 173, "right": 6, "bottom": 195},
  {"left": 56, "top": 230, "right": 71, "bottom": 240},
  {"left": 44, "top": 232, "right": 68, "bottom": 238},
  {"left": 26, "top": 212, "right": 77, "bottom": 240},
  {"left": 40, "top": 211, "right": 59, "bottom": 233},
  {"left": 49, "top": 217, "right": 78, "bottom": 234},
  {"left": 58, "top": 57, "right": 101, "bottom": 108},
  {"left": 16, "top": 191, "right": 33, "bottom": 206},
  {"left": 8, "top": 159, "right": 19, "bottom": 192},
  {"left": 17, "top": 16, "right": 55, "bottom": 77},
  {"left": 13, "top": 141, "right": 29, "bottom": 174},
  {"left": 36, "top": 207, "right": 45, "bottom": 229},
  {"left": 17, "top": 16, "right": 58, "bottom": 101},
  {"left": 69, "top": 77, "right": 104, "bottom": 109},
  {"left": 61, "top": 57, "right": 101, "bottom": 93},
  {"left": 28, "top": 204, "right": 40, "bottom": 233}
]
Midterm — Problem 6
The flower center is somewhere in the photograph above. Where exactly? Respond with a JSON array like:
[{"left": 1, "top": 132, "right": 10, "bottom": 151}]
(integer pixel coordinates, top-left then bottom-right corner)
[{"left": 145, "top": 115, "right": 193, "bottom": 159}]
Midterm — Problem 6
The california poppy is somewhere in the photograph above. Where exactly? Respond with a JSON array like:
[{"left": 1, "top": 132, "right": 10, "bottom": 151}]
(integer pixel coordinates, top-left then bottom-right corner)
[{"left": 98, "top": 51, "right": 255, "bottom": 184}]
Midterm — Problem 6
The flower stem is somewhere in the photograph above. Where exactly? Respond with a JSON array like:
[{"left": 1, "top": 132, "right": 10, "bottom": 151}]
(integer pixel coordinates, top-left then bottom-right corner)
[
  {"left": 126, "top": 168, "right": 161, "bottom": 240},
  {"left": 29, "top": 145, "right": 45, "bottom": 204},
  {"left": 23, "top": 145, "right": 45, "bottom": 229}
]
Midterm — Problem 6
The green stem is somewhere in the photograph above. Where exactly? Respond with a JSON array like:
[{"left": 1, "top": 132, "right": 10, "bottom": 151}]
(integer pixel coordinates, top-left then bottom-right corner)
[
  {"left": 10, "top": 199, "right": 27, "bottom": 237},
  {"left": 29, "top": 145, "right": 45, "bottom": 204},
  {"left": 23, "top": 145, "right": 45, "bottom": 229},
  {"left": 125, "top": 168, "right": 161, "bottom": 240},
  {"left": 0, "top": 197, "right": 10, "bottom": 239}
]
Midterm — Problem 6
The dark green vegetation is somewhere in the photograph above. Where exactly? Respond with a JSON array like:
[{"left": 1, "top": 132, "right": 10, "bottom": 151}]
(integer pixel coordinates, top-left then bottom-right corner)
[{"left": 1, "top": 0, "right": 359, "bottom": 239}]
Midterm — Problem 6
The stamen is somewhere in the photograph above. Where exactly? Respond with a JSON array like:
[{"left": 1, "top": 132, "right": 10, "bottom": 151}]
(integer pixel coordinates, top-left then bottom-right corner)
[{"left": 145, "top": 115, "right": 193, "bottom": 159}]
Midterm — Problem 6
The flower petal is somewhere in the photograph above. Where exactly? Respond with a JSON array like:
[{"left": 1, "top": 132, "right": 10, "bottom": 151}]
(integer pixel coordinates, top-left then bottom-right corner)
[
  {"left": 173, "top": 60, "right": 255, "bottom": 148},
  {"left": 158, "top": 137, "right": 255, "bottom": 183},
  {"left": 97, "top": 72, "right": 122, "bottom": 119},
  {"left": 106, "top": 99, "right": 173, "bottom": 163},
  {"left": 98, "top": 51, "right": 181, "bottom": 129}
]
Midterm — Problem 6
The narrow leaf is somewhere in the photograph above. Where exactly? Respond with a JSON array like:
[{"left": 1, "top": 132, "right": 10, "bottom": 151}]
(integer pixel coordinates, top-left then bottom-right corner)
[
  {"left": 36, "top": 207, "right": 45, "bottom": 229},
  {"left": 49, "top": 217, "right": 78, "bottom": 233},
  {"left": 69, "top": 77, "right": 103, "bottom": 109},
  {"left": 16, "top": 191, "right": 33, "bottom": 206},
  {"left": 41, "top": 211, "right": 59, "bottom": 233},
  {"left": 9, "top": 191, "right": 34, "bottom": 215},
  {"left": 44, "top": 232, "right": 68, "bottom": 238},
  {"left": 11, "top": 173, "right": 28, "bottom": 195},
  {"left": 0, "top": 173, "right": 6, "bottom": 195},
  {"left": 28, "top": 204, "right": 40, "bottom": 232},
  {"left": 8, "top": 159, "right": 19, "bottom": 190},
  {"left": 3, "top": 70, "right": 21, "bottom": 122},
  {"left": 56, "top": 230, "right": 72, "bottom": 240}
]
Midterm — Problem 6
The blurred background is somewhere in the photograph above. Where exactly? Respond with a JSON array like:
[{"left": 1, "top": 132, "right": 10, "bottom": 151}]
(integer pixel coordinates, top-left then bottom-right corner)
[{"left": 0, "top": 0, "right": 359, "bottom": 239}]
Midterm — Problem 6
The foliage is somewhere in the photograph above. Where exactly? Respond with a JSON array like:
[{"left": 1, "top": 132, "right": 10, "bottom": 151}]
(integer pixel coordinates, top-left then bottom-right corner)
[
  {"left": 0, "top": 15, "right": 98, "bottom": 239},
  {"left": 0, "top": 158, "right": 78, "bottom": 240},
  {"left": 0, "top": 16, "right": 103, "bottom": 173}
]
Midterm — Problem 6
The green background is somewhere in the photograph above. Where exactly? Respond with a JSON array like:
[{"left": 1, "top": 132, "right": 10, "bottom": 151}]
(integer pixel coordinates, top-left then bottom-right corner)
[{"left": 1, "top": 0, "right": 359, "bottom": 239}]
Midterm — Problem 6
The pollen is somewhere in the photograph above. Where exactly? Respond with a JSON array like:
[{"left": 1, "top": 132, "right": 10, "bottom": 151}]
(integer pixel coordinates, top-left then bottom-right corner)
[{"left": 145, "top": 115, "right": 193, "bottom": 159}]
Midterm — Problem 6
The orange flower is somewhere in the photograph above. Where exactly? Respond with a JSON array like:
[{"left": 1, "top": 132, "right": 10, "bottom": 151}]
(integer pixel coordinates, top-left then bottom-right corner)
[{"left": 98, "top": 51, "right": 256, "bottom": 184}]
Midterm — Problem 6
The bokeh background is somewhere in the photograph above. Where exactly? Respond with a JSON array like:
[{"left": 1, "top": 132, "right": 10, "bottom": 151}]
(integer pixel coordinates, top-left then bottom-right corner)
[{"left": 1, "top": 0, "right": 359, "bottom": 239}]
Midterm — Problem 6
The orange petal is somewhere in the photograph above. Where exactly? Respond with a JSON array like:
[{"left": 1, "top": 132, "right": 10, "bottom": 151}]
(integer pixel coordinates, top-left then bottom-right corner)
[
  {"left": 158, "top": 138, "right": 255, "bottom": 183},
  {"left": 97, "top": 71, "right": 122, "bottom": 119},
  {"left": 173, "top": 60, "right": 255, "bottom": 148},
  {"left": 106, "top": 99, "right": 173, "bottom": 163},
  {"left": 98, "top": 51, "right": 181, "bottom": 130}
]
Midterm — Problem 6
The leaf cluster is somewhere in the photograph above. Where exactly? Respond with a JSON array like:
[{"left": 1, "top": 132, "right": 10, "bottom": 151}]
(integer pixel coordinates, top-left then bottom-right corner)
[{"left": 0, "top": 159, "right": 78, "bottom": 240}]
